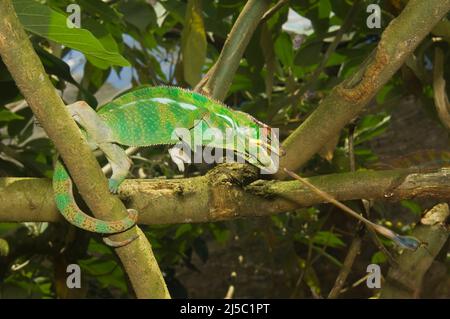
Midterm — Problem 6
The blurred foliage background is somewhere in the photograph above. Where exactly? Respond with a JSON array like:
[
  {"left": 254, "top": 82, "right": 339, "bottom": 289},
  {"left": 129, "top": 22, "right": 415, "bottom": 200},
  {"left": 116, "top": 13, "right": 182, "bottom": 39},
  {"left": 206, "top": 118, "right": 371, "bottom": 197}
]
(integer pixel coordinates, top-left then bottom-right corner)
[{"left": 0, "top": 0, "right": 449, "bottom": 298}]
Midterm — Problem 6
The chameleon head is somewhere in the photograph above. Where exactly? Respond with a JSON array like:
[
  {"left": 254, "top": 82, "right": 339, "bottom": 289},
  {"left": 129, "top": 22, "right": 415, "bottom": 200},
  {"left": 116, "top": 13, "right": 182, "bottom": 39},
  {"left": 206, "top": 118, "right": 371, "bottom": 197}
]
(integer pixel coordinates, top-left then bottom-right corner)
[{"left": 232, "top": 114, "right": 283, "bottom": 174}]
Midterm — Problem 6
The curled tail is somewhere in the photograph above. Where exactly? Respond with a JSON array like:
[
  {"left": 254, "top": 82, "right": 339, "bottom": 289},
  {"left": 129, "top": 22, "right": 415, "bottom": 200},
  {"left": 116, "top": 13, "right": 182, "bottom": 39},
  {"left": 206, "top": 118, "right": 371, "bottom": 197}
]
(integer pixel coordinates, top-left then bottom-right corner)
[{"left": 53, "top": 160, "right": 138, "bottom": 234}]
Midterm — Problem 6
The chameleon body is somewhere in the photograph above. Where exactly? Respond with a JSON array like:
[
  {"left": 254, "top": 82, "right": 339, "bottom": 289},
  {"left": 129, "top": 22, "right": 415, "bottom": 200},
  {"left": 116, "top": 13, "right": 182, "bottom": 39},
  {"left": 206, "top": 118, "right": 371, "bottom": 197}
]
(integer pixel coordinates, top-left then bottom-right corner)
[
  {"left": 53, "top": 160, "right": 138, "bottom": 233},
  {"left": 53, "top": 86, "right": 278, "bottom": 236},
  {"left": 53, "top": 86, "right": 419, "bottom": 251}
]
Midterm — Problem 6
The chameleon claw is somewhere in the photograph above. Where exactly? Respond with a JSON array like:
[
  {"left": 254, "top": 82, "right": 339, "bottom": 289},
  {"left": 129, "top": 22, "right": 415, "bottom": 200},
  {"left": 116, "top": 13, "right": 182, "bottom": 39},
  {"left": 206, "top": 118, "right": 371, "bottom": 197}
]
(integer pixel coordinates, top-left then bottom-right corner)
[
  {"left": 102, "top": 232, "right": 140, "bottom": 247},
  {"left": 168, "top": 145, "right": 190, "bottom": 172},
  {"left": 108, "top": 178, "right": 120, "bottom": 194}
]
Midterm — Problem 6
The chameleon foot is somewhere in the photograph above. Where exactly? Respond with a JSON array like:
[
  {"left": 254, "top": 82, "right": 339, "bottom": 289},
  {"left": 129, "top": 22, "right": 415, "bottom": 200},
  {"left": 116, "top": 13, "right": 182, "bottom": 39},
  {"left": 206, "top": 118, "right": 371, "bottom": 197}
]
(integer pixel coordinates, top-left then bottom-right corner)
[
  {"left": 168, "top": 145, "right": 191, "bottom": 172},
  {"left": 108, "top": 178, "right": 121, "bottom": 194},
  {"left": 103, "top": 232, "right": 140, "bottom": 247}
]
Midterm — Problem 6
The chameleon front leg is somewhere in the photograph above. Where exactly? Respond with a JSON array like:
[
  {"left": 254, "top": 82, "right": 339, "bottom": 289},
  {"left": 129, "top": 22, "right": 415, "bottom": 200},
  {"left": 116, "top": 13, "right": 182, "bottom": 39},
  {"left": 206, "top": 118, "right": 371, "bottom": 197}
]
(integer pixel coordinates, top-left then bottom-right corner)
[
  {"left": 168, "top": 139, "right": 193, "bottom": 172},
  {"left": 166, "top": 119, "right": 206, "bottom": 172}
]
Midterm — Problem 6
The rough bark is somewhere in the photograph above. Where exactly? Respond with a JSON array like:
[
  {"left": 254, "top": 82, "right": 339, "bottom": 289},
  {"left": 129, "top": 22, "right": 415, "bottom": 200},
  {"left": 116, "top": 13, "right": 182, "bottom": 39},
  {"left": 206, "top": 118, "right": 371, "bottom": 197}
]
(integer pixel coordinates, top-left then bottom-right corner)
[
  {"left": 195, "top": 0, "right": 271, "bottom": 100},
  {"left": 275, "top": 0, "right": 450, "bottom": 179},
  {"left": 0, "top": 0, "right": 169, "bottom": 298},
  {"left": 1, "top": 165, "right": 450, "bottom": 225}
]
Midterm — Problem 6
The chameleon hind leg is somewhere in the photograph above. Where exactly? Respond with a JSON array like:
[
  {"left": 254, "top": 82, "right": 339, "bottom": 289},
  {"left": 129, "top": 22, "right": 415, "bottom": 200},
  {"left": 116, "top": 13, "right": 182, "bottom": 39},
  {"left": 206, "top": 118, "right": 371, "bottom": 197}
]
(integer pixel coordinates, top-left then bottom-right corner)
[{"left": 53, "top": 159, "right": 138, "bottom": 236}]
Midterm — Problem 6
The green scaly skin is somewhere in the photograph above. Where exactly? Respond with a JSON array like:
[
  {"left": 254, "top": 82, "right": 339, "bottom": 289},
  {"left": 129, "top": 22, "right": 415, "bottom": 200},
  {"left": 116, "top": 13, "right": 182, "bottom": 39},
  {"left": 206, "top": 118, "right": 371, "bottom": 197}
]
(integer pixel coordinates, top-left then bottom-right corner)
[
  {"left": 53, "top": 160, "right": 138, "bottom": 234},
  {"left": 54, "top": 86, "right": 421, "bottom": 251},
  {"left": 53, "top": 86, "right": 278, "bottom": 243}
]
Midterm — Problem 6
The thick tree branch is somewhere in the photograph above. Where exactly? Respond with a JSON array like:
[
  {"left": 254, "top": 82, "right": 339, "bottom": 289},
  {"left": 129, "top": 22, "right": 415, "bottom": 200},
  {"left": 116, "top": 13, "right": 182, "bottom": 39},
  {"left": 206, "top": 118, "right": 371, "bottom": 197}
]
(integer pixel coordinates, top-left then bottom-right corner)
[
  {"left": 433, "top": 47, "right": 450, "bottom": 130},
  {"left": 195, "top": 0, "right": 271, "bottom": 100},
  {"left": 0, "top": 0, "right": 169, "bottom": 298},
  {"left": 275, "top": 0, "right": 450, "bottom": 179},
  {"left": 1, "top": 165, "right": 450, "bottom": 225}
]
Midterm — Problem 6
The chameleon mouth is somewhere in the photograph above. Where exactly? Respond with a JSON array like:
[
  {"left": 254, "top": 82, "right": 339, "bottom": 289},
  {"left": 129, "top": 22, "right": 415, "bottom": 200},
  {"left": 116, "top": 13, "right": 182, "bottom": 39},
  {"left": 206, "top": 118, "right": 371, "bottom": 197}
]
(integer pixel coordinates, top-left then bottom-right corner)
[
  {"left": 248, "top": 138, "right": 284, "bottom": 157},
  {"left": 243, "top": 148, "right": 277, "bottom": 173}
]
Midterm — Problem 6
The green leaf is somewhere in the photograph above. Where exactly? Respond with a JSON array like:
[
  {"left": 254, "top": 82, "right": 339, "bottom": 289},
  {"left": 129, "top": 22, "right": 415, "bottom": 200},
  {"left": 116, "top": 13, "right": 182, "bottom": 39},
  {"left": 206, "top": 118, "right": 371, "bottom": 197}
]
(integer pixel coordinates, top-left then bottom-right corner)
[
  {"left": 325, "top": 52, "right": 346, "bottom": 67},
  {"left": 305, "top": 266, "right": 321, "bottom": 296},
  {"left": 295, "top": 40, "right": 323, "bottom": 67},
  {"left": 354, "top": 113, "right": 391, "bottom": 145},
  {"left": 77, "top": 0, "right": 124, "bottom": 25},
  {"left": 0, "top": 238, "right": 10, "bottom": 257},
  {"left": 117, "top": 0, "right": 157, "bottom": 33},
  {"left": 229, "top": 73, "right": 253, "bottom": 94},
  {"left": 85, "top": 20, "right": 120, "bottom": 53},
  {"left": 274, "top": 33, "right": 294, "bottom": 68},
  {"left": 80, "top": 18, "right": 123, "bottom": 70},
  {"left": 181, "top": 0, "right": 207, "bottom": 86},
  {"left": 175, "top": 224, "right": 192, "bottom": 239},
  {"left": 160, "top": 0, "right": 187, "bottom": 23},
  {"left": 79, "top": 258, "right": 127, "bottom": 292},
  {"left": 318, "top": 0, "right": 331, "bottom": 19},
  {"left": 13, "top": 0, "right": 129, "bottom": 69},
  {"left": 312, "top": 231, "right": 346, "bottom": 248},
  {"left": 0, "top": 109, "right": 24, "bottom": 122},
  {"left": 371, "top": 251, "right": 387, "bottom": 264},
  {"left": 376, "top": 82, "right": 403, "bottom": 105},
  {"left": 0, "top": 223, "right": 21, "bottom": 236},
  {"left": 400, "top": 200, "right": 422, "bottom": 215},
  {"left": 209, "top": 225, "right": 230, "bottom": 243},
  {"left": 245, "top": 26, "right": 264, "bottom": 71}
]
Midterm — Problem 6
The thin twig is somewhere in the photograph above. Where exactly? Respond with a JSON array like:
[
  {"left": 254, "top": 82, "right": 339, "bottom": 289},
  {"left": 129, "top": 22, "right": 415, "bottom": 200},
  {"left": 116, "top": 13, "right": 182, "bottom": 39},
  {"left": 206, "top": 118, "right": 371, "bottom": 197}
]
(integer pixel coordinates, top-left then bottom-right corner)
[
  {"left": 261, "top": 0, "right": 289, "bottom": 23},
  {"left": 328, "top": 236, "right": 362, "bottom": 298},
  {"left": 284, "top": 168, "right": 379, "bottom": 228},
  {"left": 283, "top": 168, "right": 421, "bottom": 251},
  {"left": 328, "top": 124, "right": 362, "bottom": 298}
]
